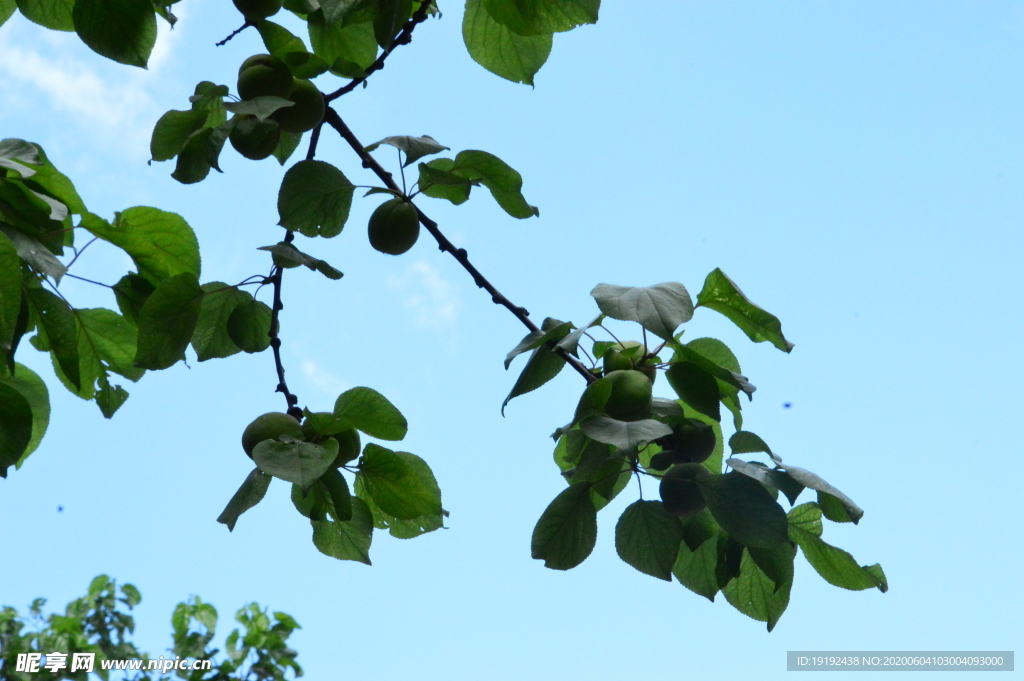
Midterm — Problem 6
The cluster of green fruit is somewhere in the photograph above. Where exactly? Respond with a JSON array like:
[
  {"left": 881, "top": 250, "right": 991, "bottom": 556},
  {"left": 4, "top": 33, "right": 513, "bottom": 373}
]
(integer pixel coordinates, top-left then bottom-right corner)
[
  {"left": 229, "top": 54, "right": 325, "bottom": 161},
  {"left": 600, "top": 340, "right": 660, "bottom": 421},
  {"left": 241, "top": 412, "right": 360, "bottom": 467}
]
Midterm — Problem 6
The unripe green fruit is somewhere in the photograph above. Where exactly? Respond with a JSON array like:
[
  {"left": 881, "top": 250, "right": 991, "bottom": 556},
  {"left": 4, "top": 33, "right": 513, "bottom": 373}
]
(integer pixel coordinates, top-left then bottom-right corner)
[
  {"left": 242, "top": 412, "right": 304, "bottom": 458},
  {"left": 648, "top": 450, "right": 675, "bottom": 471},
  {"left": 660, "top": 463, "right": 711, "bottom": 518},
  {"left": 603, "top": 340, "right": 658, "bottom": 384},
  {"left": 229, "top": 115, "right": 281, "bottom": 160},
  {"left": 237, "top": 54, "right": 293, "bottom": 101},
  {"left": 329, "top": 429, "right": 361, "bottom": 467},
  {"left": 368, "top": 198, "right": 420, "bottom": 255},
  {"left": 673, "top": 419, "right": 716, "bottom": 464},
  {"left": 603, "top": 369, "right": 653, "bottom": 421},
  {"left": 271, "top": 79, "right": 324, "bottom": 134},
  {"left": 232, "top": 0, "right": 282, "bottom": 21}
]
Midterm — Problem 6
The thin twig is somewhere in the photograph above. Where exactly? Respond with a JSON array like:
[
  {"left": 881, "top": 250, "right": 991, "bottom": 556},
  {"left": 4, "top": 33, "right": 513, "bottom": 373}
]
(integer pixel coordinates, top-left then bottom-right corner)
[
  {"left": 306, "top": 122, "right": 323, "bottom": 161},
  {"left": 63, "top": 272, "right": 112, "bottom": 288},
  {"left": 324, "top": 1, "right": 432, "bottom": 102},
  {"left": 63, "top": 237, "right": 98, "bottom": 273},
  {"left": 216, "top": 21, "right": 252, "bottom": 47},
  {"left": 268, "top": 231, "right": 303, "bottom": 420},
  {"left": 322, "top": 106, "right": 596, "bottom": 384}
]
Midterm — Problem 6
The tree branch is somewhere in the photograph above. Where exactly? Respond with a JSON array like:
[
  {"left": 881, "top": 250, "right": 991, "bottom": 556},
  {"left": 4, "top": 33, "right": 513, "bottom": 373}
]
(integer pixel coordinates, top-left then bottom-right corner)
[
  {"left": 322, "top": 106, "right": 596, "bottom": 384},
  {"left": 268, "top": 230, "right": 303, "bottom": 420},
  {"left": 215, "top": 21, "right": 252, "bottom": 47},
  {"left": 324, "top": 2, "right": 432, "bottom": 103}
]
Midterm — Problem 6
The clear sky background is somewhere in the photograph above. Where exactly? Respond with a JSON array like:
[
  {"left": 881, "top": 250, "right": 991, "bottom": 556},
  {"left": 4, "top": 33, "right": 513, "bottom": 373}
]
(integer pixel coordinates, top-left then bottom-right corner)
[{"left": 1, "top": 2, "right": 1022, "bottom": 679}]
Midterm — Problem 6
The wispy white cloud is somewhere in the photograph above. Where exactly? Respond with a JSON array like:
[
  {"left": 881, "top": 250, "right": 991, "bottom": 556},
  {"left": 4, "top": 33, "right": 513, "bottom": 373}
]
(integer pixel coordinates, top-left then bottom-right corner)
[
  {"left": 298, "top": 360, "right": 349, "bottom": 399},
  {"left": 387, "top": 260, "right": 462, "bottom": 331}
]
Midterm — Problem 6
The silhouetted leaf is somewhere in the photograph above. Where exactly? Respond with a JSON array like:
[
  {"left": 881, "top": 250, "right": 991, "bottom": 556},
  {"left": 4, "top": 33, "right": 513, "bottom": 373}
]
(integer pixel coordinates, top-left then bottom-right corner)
[
  {"left": 531, "top": 483, "right": 597, "bottom": 570},
  {"left": 591, "top": 283, "right": 694, "bottom": 340},
  {"left": 217, "top": 468, "right": 272, "bottom": 531},
  {"left": 463, "top": 0, "right": 551, "bottom": 86},
  {"left": 615, "top": 500, "right": 684, "bottom": 581}
]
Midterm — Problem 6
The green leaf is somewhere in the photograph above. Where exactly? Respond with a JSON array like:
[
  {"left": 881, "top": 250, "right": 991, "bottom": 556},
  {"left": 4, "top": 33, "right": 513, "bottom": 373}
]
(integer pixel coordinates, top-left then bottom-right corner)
[
  {"left": 570, "top": 376, "right": 611, "bottom": 424},
  {"left": 748, "top": 544, "right": 795, "bottom": 593},
  {"left": 615, "top": 500, "right": 684, "bottom": 581},
  {"left": 591, "top": 282, "right": 693, "bottom": 340},
  {"left": 150, "top": 109, "right": 209, "bottom": 162},
  {"left": 274, "top": 131, "right": 303, "bottom": 166},
  {"left": 579, "top": 416, "right": 672, "bottom": 452},
  {"left": 448, "top": 150, "right": 538, "bottom": 218},
  {"left": 354, "top": 451, "right": 444, "bottom": 538},
  {"left": 171, "top": 124, "right": 231, "bottom": 184},
  {"left": 0, "top": 232, "right": 20, "bottom": 350},
  {"left": 224, "top": 97, "right": 295, "bottom": 121},
  {"left": 311, "top": 497, "right": 374, "bottom": 564},
  {"left": 308, "top": 10, "right": 379, "bottom": 74},
  {"left": 666, "top": 361, "right": 720, "bottom": 421},
  {"left": 673, "top": 524, "right": 720, "bottom": 601},
  {"left": 503, "top": 319, "right": 571, "bottom": 369},
  {"left": 722, "top": 546, "right": 793, "bottom": 631},
  {"left": 554, "top": 313, "right": 603, "bottom": 356},
  {"left": 502, "top": 318, "right": 569, "bottom": 413},
  {"left": 277, "top": 160, "right": 355, "bottom": 238},
  {"left": 726, "top": 458, "right": 804, "bottom": 506},
  {"left": 72, "top": 0, "right": 157, "bottom": 68},
  {"left": 696, "top": 268, "right": 794, "bottom": 353},
  {"left": 531, "top": 483, "right": 597, "bottom": 570},
  {"left": 816, "top": 491, "right": 857, "bottom": 524},
  {"left": 463, "top": 0, "right": 551, "bottom": 86},
  {"left": 482, "top": 0, "right": 599, "bottom": 35},
  {"left": 356, "top": 443, "right": 441, "bottom": 519},
  {"left": 697, "top": 472, "right": 789, "bottom": 549},
  {"left": 257, "top": 19, "right": 330, "bottom": 79},
  {"left": 254, "top": 438, "right": 338, "bottom": 490},
  {"left": 216, "top": 468, "right": 272, "bottom": 531},
  {"left": 226, "top": 299, "right": 273, "bottom": 354},
  {"left": 25, "top": 287, "right": 80, "bottom": 389},
  {"left": 134, "top": 272, "right": 204, "bottom": 370},
  {"left": 417, "top": 159, "right": 473, "bottom": 205},
  {"left": 0, "top": 224, "right": 66, "bottom": 282},
  {"left": 257, "top": 243, "right": 343, "bottom": 280},
  {"left": 191, "top": 283, "right": 251, "bottom": 361},
  {"left": 319, "top": 468, "right": 353, "bottom": 522},
  {"left": 789, "top": 524, "right": 887, "bottom": 592},
  {"left": 671, "top": 341, "right": 755, "bottom": 398},
  {"left": 81, "top": 208, "right": 201, "bottom": 286},
  {"left": 729, "top": 431, "right": 778, "bottom": 462},
  {"left": 112, "top": 273, "right": 155, "bottom": 325},
  {"left": 366, "top": 135, "right": 449, "bottom": 167},
  {"left": 0, "top": 382, "right": 32, "bottom": 477},
  {"left": 333, "top": 386, "right": 407, "bottom": 440},
  {"left": 95, "top": 373, "right": 128, "bottom": 418},
  {"left": 780, "top": 465, "right": 863, "bottom": 524},
  {"left": 787, "top": 502, "right": 823, "bottom": 537},
  {"left": 15, "top": 0, "right": 73, "bottom": 31},
  {"left": 16, "top": 144, "right": 87, "bottom": 215},
  {"left": 373, "top": 0, "right": 412, "bottom": 49},
  {"left": 0, "top": 0, "right": 14, "bottom": 26},
  {"left": 1, "top": 363, "right": 49, "bottom": 467}
]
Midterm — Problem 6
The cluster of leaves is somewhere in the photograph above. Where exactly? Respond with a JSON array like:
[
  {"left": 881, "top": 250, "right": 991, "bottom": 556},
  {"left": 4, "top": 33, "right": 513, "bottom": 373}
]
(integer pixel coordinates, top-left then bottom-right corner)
[
  {"left": 0, "top": 575, "right": 302, "bottom": 681},
  {"left": 218, "top": 387, "right": 445, "bottom": 565},
  {"left": 500, "top": 275, "right": 886, "bottom": 630}
]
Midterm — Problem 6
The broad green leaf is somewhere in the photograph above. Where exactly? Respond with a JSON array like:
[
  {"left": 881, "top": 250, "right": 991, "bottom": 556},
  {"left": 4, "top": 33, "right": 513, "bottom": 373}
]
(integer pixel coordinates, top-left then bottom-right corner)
[
  {"left": 579, "top": 416, "right": 671, "bottom": 452},
  {"left": 0, "top": 177, "right": 56, "bottom": 233},
  {"left": 591, "top": 282, "right": 693, "bottom": 340},
  {"left": 223, "top": 97, "right": 294, "bottom": 121},
  {"left": 0, "top": 224, "right": 66, "bottom": 282},
  {"left": 150, "top": 109, "right": 209, "bottom": 162},
  {"left": 95, "top": 373, "right": 128, "bottom": 418},
  {"left": 112, "top": 273, "right": 155, "bottom": 325},
  {"left": 216, "top": 468, "right": 272, "bottom": 531},
  {"left": 311, "top": 496, "right": 374, "bottom": 564},
  {"left": 502, "top": 318, "right": 569, "bottom": 413},
  {"left": 134, "top": 272, "right": 204, "bottom": 370},
  {"left": 72, "top": 0, "right": 157, "bottom": 68},
  {"left": 554, "top": 312, "right": 603, "bottom": 356},
  {"left": 191, "top": 283, "right": 251, "bottom": 361},
  {"left": 666, "top": 361, "right": 720, "bottom": 421},
  {"left": 258, "top": 243, "right": 343, "bottom": 280},
  {"left": 373, "top": 0, "right": 412, "bottom": 49},
  {"left": 463, "top": 0, "right": 551, "bottom": 86},
  {"left": 780, "top": 465, "right": 863, "bottom": 524},
  {"left": 729, "top": 431, "right": 778, "bottom": 462},
  {"left": 449, "top": 150, "right": 538, "bottom": 218},
  {"left": 333, "top": 387, "right": 407, "bottom": 440},
  {"left": 76, "top": 308, "right": 144, "bottom": 382},
  {"left": 789, "top": 524, "right": 887, "bottom": 592},
  {"left": 81, "top": 208, "right": 200, "bottom": 286},
  {"left": 308, "top": 9, "right": 378, "bottom": 74},
  {"left": 503, "top": 318, "right": 571, "bottom": 369},
  {"left": 787, "top": 502, "right": 823, "bottom": 537},
  {"left": 748, "top": 544, "right": 795, "bottom": 593},
  {"left": 0, "top": 0, "right": 13, "bottom": 26},
  {"left": 274, "top": 131, "right": 303, "bottom": 166},
  {"left": 697, "top": 472, "right": 789, "bottom": 549},
  {"left": 254, "top": 438, "right": 338, "bottom": 490},
  {"left": 292, "top": 480, "right": 331, "bottom": 521},
  {"left": 355, "top": 450, "right": 444, "bottom": 538},
  {"left": 226, "top": 299, "right": 273, "bottom": 354},
  {"left": 677, "top": 399, "right": 725, "bottom": 475},
  {"left": 696, "top": 268, "right": 794, "bottom": 353},
  {"left": 1, "top": 363, "right": 49, "bottom": 467},
  {"left": 571, "top": 376, "right": 611, "bottom": 424},
  {"left": 588, "top": 458, "right": 630, "bottom": 511},
  {"left": 0, "top": 382, "right": 32, "bottom": 477},
  {"left": 366, "top": 135, "right": 449, "bottom": 167},
  {"left": 0, "top": 232, "right": 19, "bottom": 349},
  {"left": 257, "top": 19, "right": 330, "bottom": 79},
  {"left": 482, "top": 0, "right": 599, "bottom": 35},
  {"left": 188, "top": 81, "right": 230, "bottom": 112},
  {"left": 615, "top": 500, "right": 684, "bottom": 581},
  {"left": 531, "top": 483, "right": 597, "bottom": 570},
  {"left": 277, "top": 160, "right": 355, "bottom": 238},
  {"left": 673, "top": 528, "right": 720, "bottom": 601},
  {"left": 356, "top": 443, "right": 441, "bottom": 519},
  {"left": 320, "top": 468, "right": 353, "bottom": 522},
  {"left": 671, "top": 341, "right": 755, "bottom": 398},
  {"left": 171, "top": 123, "right": 231, "bottom": 185},
  {"left": 816, "top": 491, "right": 857, "bottom": 524},
  {"left": 726, "top": 458, "right": 804, "bottom": 506},
  {"left": 417, "top": 159, "right": 473, "bottom": 205},
  {"left": 14, "top": 144, "right": 86, "bottom": 216},
  {"left": 25, "top": 287, "right": 80, "bottom": 389},
  {"left": 723, "top": 547, "right": 793, "bottom": 631},
  {"left": 15, "top": 0, "right": 73, "bottom": 31}
]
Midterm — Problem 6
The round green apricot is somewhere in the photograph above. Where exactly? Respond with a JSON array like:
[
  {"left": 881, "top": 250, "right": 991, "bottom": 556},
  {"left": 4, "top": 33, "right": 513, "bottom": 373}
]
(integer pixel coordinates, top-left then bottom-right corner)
[
  {"left": 237, "top": 54, "right": 293, "bottom": 101},
  {"left": 241, "top": 412, "right": 304, "bottom": 458},
  {"left": 232, "top": 0, "right": 282, "bottom": 21},
  {"left": 229, "top": 115, "right": 281, "bottom": 160},
  {"left": 659, "top": 463, "right": 711, "bottom": 518},
  {"left": 329, "top": 429, "right": 361, "bottom": 467},
  {"left": 603, "top": 369, "right": 653, "bottom": 421},
  {"left": 673, "top": 419, "right": 716, "bottom": 464},
  {"left": 603, "top": 340, "right": 657, "bottom": 383},
  {"left": 271, "top": 79, "right": 325, "bottom": 133},
  {"left": 368, "top": 198, "right": 420, "bottom": 255}
]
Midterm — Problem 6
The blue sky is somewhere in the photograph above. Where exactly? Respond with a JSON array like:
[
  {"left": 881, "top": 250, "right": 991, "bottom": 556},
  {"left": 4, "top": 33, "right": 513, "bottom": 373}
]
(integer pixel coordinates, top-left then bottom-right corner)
[{"left": 1, "top": 1, "right": 1021, "bottom": 679}]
